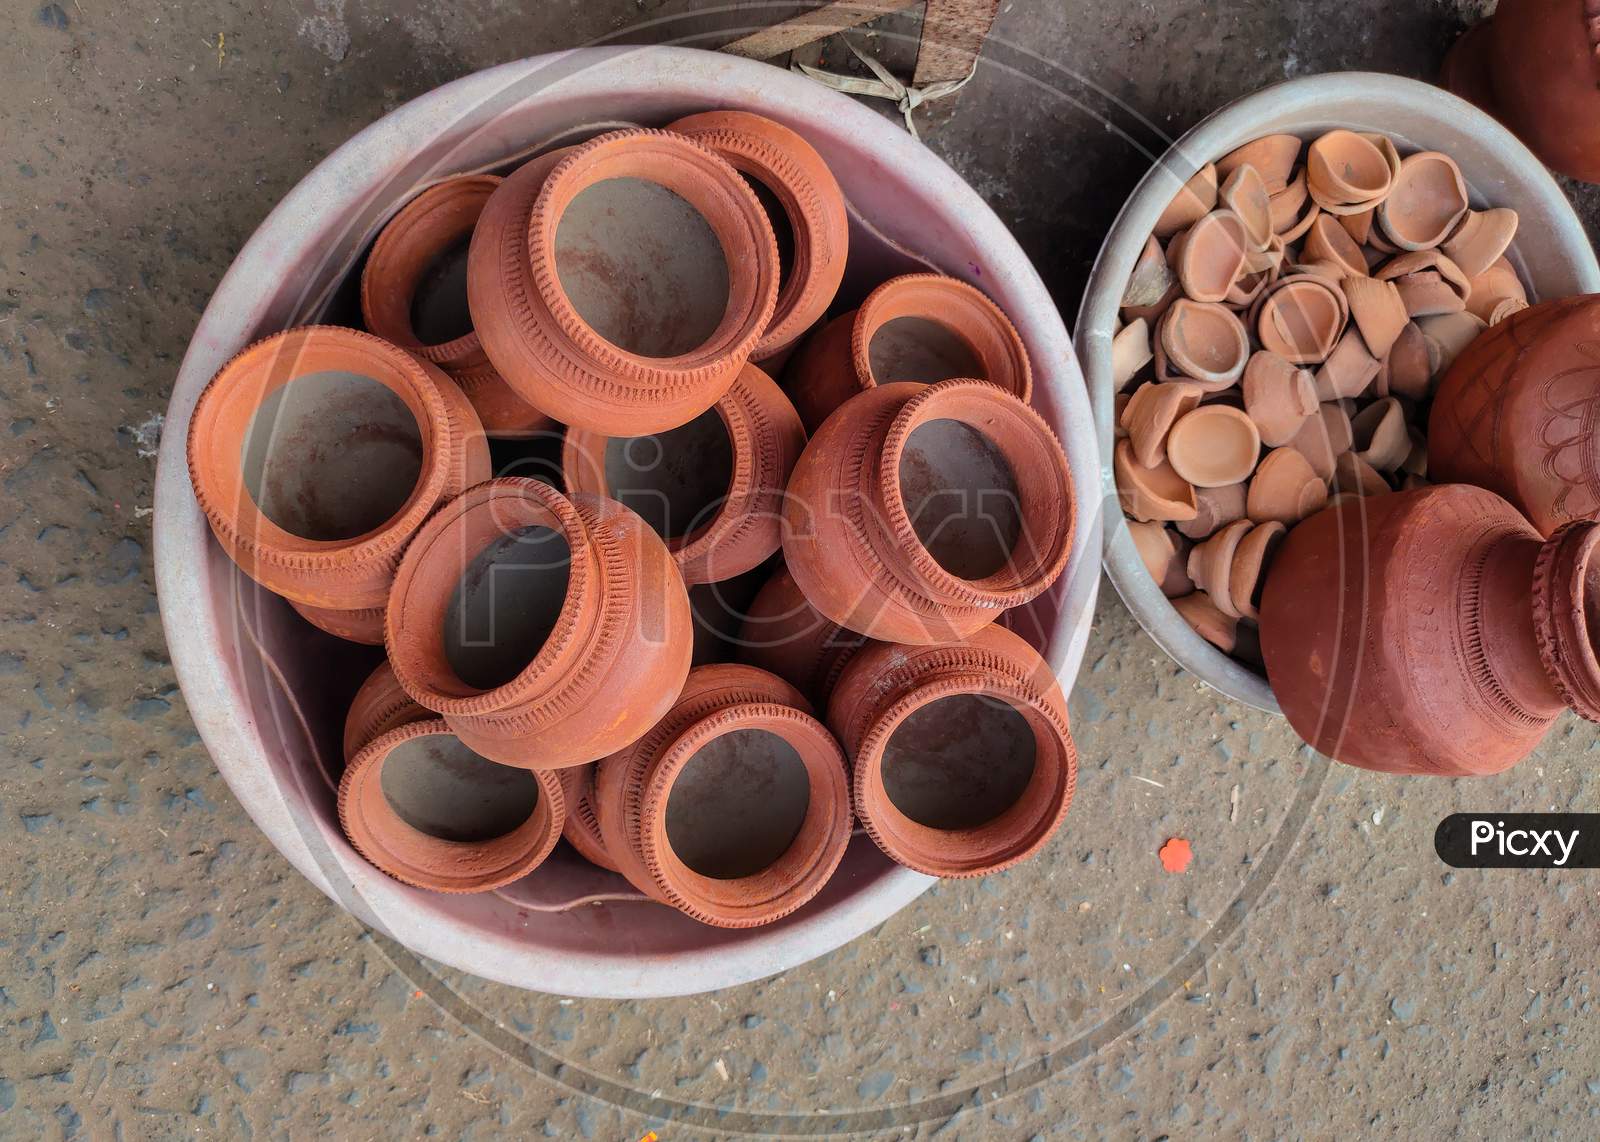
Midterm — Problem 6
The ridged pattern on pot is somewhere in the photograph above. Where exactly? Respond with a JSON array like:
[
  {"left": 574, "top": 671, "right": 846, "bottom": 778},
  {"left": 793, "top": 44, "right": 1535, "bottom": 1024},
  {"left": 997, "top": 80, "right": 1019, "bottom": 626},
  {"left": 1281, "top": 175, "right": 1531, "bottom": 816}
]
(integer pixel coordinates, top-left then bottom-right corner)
[
  {"left": 1531, "top": 520, "right": 1600, "bottom": 721},
  {"left": 343, "top": 660, "right": 431, "bottom": 763},
  {"left": 737, "top": 568, "right": 871, "bottom": 709},
  {"left": 384, "top": 478, "right": 691, "bottom": 768},
  {"left": 666, "top": 110, "right": 850, "bottom": 359},
  {"left": 827, "top": 626, "right": 1077, "bottom": 878},
  {"left": 557, "top": 764, "right": 618, "bottom": 872},
  {"left": 471, "top": 130, "right": 780, "bottom": 435},
  {"left": 562, "top": 363, "right": 806, "bottom": 584},
  {"left": 782, "top": 379, "right": 1075, "bottom": 644},
  {"left": 290, "top": 598, "right": 387, "bottom": 646},
  {"left": 337, "top": 718, "right": 566, "bottom": 893},
  {"left": 186, "top": 325, "right": 490, "bottom": 610}
]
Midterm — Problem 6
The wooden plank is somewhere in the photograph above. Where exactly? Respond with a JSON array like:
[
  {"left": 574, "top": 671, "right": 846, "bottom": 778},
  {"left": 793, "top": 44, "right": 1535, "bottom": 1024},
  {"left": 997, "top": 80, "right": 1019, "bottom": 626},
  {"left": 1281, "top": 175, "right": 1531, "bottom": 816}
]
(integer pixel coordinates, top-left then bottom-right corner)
[
  {"left": 721, "top": 0, "right": 920, "bottom": 61},
  {"left": 912, "top": 0, "right": 1001, "bottom": 84}
]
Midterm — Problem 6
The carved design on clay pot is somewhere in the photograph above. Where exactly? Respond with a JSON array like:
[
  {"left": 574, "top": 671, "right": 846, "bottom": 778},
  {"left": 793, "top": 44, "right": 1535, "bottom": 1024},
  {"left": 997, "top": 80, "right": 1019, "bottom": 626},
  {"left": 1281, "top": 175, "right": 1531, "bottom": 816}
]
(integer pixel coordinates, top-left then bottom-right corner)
[
  {"left": 558, "top": 763, "right": 619, "bottom": 873},
  {"left": 344, "top": 659, "right": 430, "bottom": 764},
  {"left": 736, "top": 567, "right": 871, "bottom": 710}
]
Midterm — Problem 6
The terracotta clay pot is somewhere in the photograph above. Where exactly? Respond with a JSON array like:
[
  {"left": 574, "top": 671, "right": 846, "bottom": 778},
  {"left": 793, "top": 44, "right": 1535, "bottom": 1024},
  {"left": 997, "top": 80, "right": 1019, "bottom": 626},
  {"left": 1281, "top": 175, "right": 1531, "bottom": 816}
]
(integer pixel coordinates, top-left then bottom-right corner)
[
  {"left": 592, "top": 663, "right": 851, "bottom": 927},
  {"left": 1260, "top": 484, "right": 1600, "bottom": 775},
  {"left": 783, "top": 273, "right": 1032, "bottom": 434},
  {"left": 1444, "top": 0, "right": 1600, "bottom": 183},
  {"left": 561, "top": 362, "right": 806, "bottom": 584},
  {"left": 344, "top": 659, "right": 430, "bottom": 763},
  {"left": 360, "top": 175, "right": 551, "bottom": 438},
  {"left": 557, "top": 763, "right": 619, "bottom": 872},
  {"left": 666, "top": 110, "right": 849, "bottom": 360},
  {"left": 1430, "top": 296, "right": 1600, "bottom": 536},
  {"left": 736, "top": 567, "right": 871, "bottom": 709},
  {"left": 783, "top": 379, "right": 1075, "bottom": 643},
  {"left": 186, "top": 325, "right": 491, "bottom": 617},
  {"left": 291, "top": 599, "right": 388, "bottom": 647},
  {"left": 385, "top": 477, "right": 692, "bottom": 768},
  {"left": 339, "top": 718, "right": 565, "bottom": 892},
  {"left": 467, "top": 129, "right": 780, "bottom": 434},
  {"left": 828, "top": 623, "right": 1077, "bottom": 877}
]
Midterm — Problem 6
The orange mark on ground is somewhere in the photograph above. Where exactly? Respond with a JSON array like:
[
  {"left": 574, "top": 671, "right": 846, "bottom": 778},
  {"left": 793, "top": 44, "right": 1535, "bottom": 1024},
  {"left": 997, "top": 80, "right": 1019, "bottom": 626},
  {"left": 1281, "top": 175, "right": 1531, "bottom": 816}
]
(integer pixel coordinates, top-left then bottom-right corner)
[{"left": 1159, "top": 837, "right": 1193, "bottom": 873}]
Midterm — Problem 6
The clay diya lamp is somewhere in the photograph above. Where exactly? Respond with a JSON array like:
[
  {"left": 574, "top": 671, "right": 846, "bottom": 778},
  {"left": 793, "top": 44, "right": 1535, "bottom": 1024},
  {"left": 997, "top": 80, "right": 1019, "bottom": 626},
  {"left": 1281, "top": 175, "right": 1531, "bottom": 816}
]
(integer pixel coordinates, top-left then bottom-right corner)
[
  {"left": 736, "top": 566, "right": 871, "bottom": 709},
  {"left": 1442, "top": 207, "right": 1519, "bottom": 278},
  {"left": 557, "top": 763, "right": 618, "bottom": 872},
  {"left": 1166, "top": 405, "right": 1262, "bottom": 488},
  {"left": 1247, "top": 446, "right": 1329, "bottom": 525},
  {"left": 828, "top": 624, "right": 1076, "bottom": 877},
  {"left": 592, "top": 663, "right": 851, "bottom": 927},
  {"left": 1112, "top": 318, "right": 1154, "bottom": 388},
  {"left": 1116, "top": 438, "right": 1199, "bottom": 523},
  {"left": 1378, "top": 151, "right": 1470, "bottom": 251},
  {"left": 344, "top": 660, "right": 431, "bottom": 764},
  {"left": 1288, "top": 400, "right": 1355, "bottom": 481},
  {"left": 1306, "top": 130, "right": 1395, "bottom": 214},
  {"left": 1378, "top": 249, "right": 1472, "bottom": 309},
  {"left": 784, "top": 379, "right": 1073, "bottom": 643},
  {"left": 1341, "top": 276, "right": 1407, "bottom": 359},
  {"left": 1122, "top": 236, "right": 1180, "bottom": 323},
  {"left": 1375, "top": 321, "right": 1435, "bottom": 401},
  {"left": 1186, "top": 517, "right": 1253, "bottom": 617},
  {"left": 1242, "top": 351, "right": 1317, "bottom": 446},
  {"left": 1172, "top": 591, "right": 1239, "bottom": 653},
  {"left": 1260, "top": 486, "right": 1600, "bottom": 775},
  {"left": 1255, "top": 276, "right": 1345, "bottom": 365},
  {"left": 1302, "top": 215, "right": 1368, "bottom": 278},
  {"left": 1128, "top": 519, "right": 1194, "bottom": 597},
  {"left": 1269, "top": 169, "right": 1320, "bottom": 243},
  {"left": 1350, "top": 397, "right": 1410, "bottom": 471},
  {"left": 1218, "top": 134, "right": 1302, "bottom": 193},
  {"left": 1333, "top": 452, "right": 1392, "bottom": 498},
  {"left": 1157, "top": 299, "right": 1250, "bottom": 390},
  {"left": 666, "top": 110, "right": 849, "bottom": 361},
  {"left": 1463, "top": 256, "right": 1528, "bottom": 324},
  {"left": 385, "top": 477, "right": 692, "bottom": 768},
  {"left": 1173, "top": 210, "right": 1250, "bottom": 303},
  {"left": 562, "top": 362, "right": 805, "bottom": 585},
  {"left": 467, "top": 129, "right": 780, "bottom": 435},
  {"left": 1152, "top": 162, "right": 1219, "bottom": 239},
  {"left": 338, "top": 719, "right": 565, "bottom": 892},
  {"left": 361, "top": 175, "right": 551, "bottom": 438},
  {"left": 1219, "top": 166, "right": 1275, "bottom": 249},
  {"left": 1177, "top": 481, "right": 1247, "bottom": 540},
  {"left": 1418, "top": 311, "right": 1489, "bottom": 375},
  {"left": 784, "top": 272, "right": 1032, "bottom": 434},
  {"left": 1121, "top": 380, "right": 1203, "bottom": 467},
  {"left": 186, "top": 325, "right": 491, "bottom": 641},
  {"left": 1313, "top": 329, "right": 1381, "bottom": 401},
  {"left": 1228, "top": 520, "right": 1286, "bottom": 621},
  {"left": 1339, "top": 207, "right": 1376, "bottom": 246}
]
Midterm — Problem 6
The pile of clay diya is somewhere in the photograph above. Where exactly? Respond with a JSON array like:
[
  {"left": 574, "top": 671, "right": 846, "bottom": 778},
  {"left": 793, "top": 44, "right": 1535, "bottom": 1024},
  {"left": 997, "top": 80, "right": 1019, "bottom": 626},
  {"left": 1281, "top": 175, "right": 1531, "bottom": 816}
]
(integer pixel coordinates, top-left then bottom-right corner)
[
  {"left": 1112, "top": 128, "right": 1528, "bottom": 664},
  {"left": 186, "top": 114, "right": 1080, "bottom": 928}
]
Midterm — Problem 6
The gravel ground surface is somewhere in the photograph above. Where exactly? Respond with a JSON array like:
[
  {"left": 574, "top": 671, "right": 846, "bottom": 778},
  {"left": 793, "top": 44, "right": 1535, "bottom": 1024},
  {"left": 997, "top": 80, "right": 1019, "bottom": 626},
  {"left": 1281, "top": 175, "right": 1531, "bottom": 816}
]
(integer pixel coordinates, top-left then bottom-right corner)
[{"left": 5, "top": 0, "right": 1600, "bottom": 1138}]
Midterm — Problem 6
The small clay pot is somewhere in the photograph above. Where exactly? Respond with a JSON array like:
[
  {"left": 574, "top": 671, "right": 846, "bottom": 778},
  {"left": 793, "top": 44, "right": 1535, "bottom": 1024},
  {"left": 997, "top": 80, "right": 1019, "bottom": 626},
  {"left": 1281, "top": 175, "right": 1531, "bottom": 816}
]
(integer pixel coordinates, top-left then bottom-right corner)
[
  {"left": 344, "top": 659, "right": 431, "bottom": 763},
  {"left": 338, "top": 719, "right": 565, "bottom": 893},
  {"left": 1303, "top": 215, "right": 1367, "bottom": 278},
  {"left": 468, "top": 129, "right": 780, "bottom": 435},
  {"left": 1186, "top": 518, "right": 1252, "bottom": 616},
  {"left": 1242, "top": 351, "right": 1317, "bottom": 446},
  {"left": 1176, "top": 481, "right": 1247, "bottom": 540},
  {"left": 1165, "top": 405, "right": 1261, "bottom": 488},
  {"left": 784, "top": 272, "right": 1032, "bottom": 434},
  {"left": 1247, "top": 446, "right": 1329, "bottom": 525},
  {"left": 1312, "top": 328, "right": 1380, "bottom": 401},
  {"left": 783, "top": 379, "right": 1074, "bottom": 643},
  {"left": 1289, "top": 400, "right": 1355, "bottom": 481},
  {"left": 1172, "top": 591, "right": 1239, "bottom": 652},
  {"left": 1218, "top": 135, "right": 1302, "bottom": 193},
  {"left": 385, "top": 478, "right": 692, "bottom": 768},
  {"left": 1176, "top": 210, "right": 1250, "bottom": 302},
  {"left": 1121, "top": 380, "right": 1202, "bottom": 468},
  {"left": 1379, "top": 321, "right": 1434, "bottom": 401},
  {"left": 1228, "top": 520, "right": 1285, "bottom": 621},
  {"left": 1116, "top": 438, "right": 1199, "bottom": 523},
  {"left": 1128, "top": 519, "right": 1194, "bottom": 597},
  {"left": 558, "top": 763, "right": 619, "bottom": 873},
  {"left": 1418, "top": 311, "right": 1488, "bottom": 375},
  {"left": 1255, "top": 276, "right": 1346, "bottom": 364},
  {"left": 186, "top": 325, "right": 491, "bottom": 614},
  {"left": 1157, "top": 299, "right": 1250, "bottom": 390},
  {"left": 1378, "top": 151, "right": 1470, "bottom": 251},
  {"left": 828, "top": 624, "right": 1076, "bottom": 877},
  {"left": 1307, "top": 130, "right": 1395, "bottom": 214},
  {"left": 593, "top": 664, "right": 851, "bottom": 927},
  {"left": 1350, "top": 397, "right": 1410, "bottom": 471},
  {"left": 360, "top": 175, "right": 551, "bottom": 438},
  {"left": 736, "top": 567, "right": 870, "bottom": 710},
  {"left": 667, "top": 110, "right": 849, "bottom": 360},
  {"left": 1153, "top": 162, "right": 1219, "bottom": 239},
  {"left": 1342, "top": 275, "right": 1408, "bottom": 359},
  {"left": 291, "top": 599, "right": 388, "bottom": 647},
  {"left": 562, "top": 362, "right": 805, "bottom": 585},
  {"left": 1464, "top": 257, "right": 1529, "bottom": 323}
]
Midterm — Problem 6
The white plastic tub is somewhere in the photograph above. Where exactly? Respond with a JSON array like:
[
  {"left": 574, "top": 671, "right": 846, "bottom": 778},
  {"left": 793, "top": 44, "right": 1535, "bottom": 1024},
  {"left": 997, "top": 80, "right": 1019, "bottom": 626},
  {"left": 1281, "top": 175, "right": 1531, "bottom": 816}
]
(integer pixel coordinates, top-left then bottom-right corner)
[{"left": 154, "top": 46, "right": 1102, "bottom": 998}]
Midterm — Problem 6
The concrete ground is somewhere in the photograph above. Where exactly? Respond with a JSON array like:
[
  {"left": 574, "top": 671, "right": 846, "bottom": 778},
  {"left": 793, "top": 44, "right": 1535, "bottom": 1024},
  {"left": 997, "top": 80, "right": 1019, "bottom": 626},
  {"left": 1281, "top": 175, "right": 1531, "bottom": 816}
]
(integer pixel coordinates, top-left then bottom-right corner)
[{"left": 5, "top": 0, "right": 1600, "bottom": 1137}]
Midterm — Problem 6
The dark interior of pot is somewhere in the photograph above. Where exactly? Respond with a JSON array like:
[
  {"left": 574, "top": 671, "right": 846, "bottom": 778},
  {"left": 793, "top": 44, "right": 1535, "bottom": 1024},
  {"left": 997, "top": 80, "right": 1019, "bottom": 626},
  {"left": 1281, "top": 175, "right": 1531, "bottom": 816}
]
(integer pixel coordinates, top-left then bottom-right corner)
[
  {"left": 444, "top": 524, "right": 573, "bottom": 690},
  {"left": 602, "top": 408, "right": 735, "bottom": 541},
  {"left": 380, "top": 732, "right": 542, "bottom": 842},
  {"left": 882, "top": 694, "right": 1036, "bottom": 829},
  {"left": 410, "top": 236, "right": 476, "bottom": 345},
  {"left": 869, "top": 316, "right": 984, "bottom": 383},
  {"left": 241, "top": 370, "right": 423, "bottom": 541},
  {"left": 665, "top": 728, "right": 811, "bottom": 879},
  {"left": 739, "top": 173, "right": 795, "bottom": 296},
  {"left": 897, "top": 419, "right": 1023, "bottom": 580}
]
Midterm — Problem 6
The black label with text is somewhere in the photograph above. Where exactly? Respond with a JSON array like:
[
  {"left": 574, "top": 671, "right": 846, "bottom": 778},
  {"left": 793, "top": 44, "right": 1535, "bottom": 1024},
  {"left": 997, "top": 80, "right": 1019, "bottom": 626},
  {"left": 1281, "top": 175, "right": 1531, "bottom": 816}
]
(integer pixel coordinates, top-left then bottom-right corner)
[{"left": 1435, "top": 814, "right": 1600, "bottom": 868}]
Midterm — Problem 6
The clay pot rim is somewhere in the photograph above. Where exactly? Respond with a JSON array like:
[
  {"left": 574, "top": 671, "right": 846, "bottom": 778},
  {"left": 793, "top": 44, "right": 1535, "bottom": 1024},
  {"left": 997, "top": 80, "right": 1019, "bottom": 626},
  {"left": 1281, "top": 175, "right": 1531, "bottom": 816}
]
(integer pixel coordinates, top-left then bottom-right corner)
[
  {"left": 385, "top": 477, "right": 599, "bottom": 717},
  {"left": 344, "top": 659, "right": 429, "bottom": 764},
  {"left": 360, "top": 174, "right": 503, "bottom": 363},
  {"left": 1159, "top": 298, "right": 1251, "bottom": 388},
  {"left": 337, "top": 718, "right": 565, "bottom": 893},
  {"left": 186, "top": 324, "right": 458, "bottom": 580},
  {"left": 637, "top": 700, "right": 851, "bottom": 928},
  {"left": 847, "top": 273, "right": 1033, "bottom": 404},
  {"left": 666, "top": 110, "right": 849, "bottom": 359},
  {"left": 852, "top": 673, "right": 1077, "bottom": 878},
  {"left": 875, "top": 379, "right": 1075, "bottom": 608},
  {"left": 1532, "top": 522, "right": 1600, "bottom": 722},
  {"left": 526, "top": 128, "right": 781, "bottom": 385},
  {"left": 1255, "top": 276, "right": 1345, "bottom": 364}
]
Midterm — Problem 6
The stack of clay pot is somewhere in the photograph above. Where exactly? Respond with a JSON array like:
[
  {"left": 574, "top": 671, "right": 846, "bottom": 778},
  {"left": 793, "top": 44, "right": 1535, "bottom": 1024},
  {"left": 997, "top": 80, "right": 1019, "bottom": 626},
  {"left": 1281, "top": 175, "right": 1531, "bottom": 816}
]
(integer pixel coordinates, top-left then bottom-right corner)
[
  {"left": 187, "top": 113, "right": 1080, "bottom": 927},
  {"left": 1113, "top": 127, "right": 1528, "bottom": 664}
]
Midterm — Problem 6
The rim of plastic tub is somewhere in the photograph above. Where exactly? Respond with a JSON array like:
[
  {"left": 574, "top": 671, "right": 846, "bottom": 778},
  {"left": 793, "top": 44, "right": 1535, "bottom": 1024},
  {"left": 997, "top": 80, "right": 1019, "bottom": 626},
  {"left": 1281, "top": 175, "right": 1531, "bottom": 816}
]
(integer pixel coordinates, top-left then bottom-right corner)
[
  {"left": 154, "top": 45, "right": 1102, "bottom": 998},
  {"left": 1076, "top": 72, "right": 1600, "bottom": 715}
]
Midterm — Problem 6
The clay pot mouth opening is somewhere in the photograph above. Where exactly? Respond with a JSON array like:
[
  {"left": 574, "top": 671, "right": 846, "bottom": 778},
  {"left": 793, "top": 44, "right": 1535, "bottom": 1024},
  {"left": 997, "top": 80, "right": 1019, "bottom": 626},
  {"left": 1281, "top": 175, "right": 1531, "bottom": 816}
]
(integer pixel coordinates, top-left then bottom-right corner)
[
  {"left": 852, "top": 275, "right": 1032, "bottom": 401},
  {"left": 866, "top": 316, "right": 986, "bottom": 386},
  {"left": 879, "top": 381, "right": 1073, "bottom": 602},
  {"left": 339, "top": 720, "right": 562, "bottom": 893},
  {"left": 857, "top": 679, "right": 1074, "bottom": 877},
  {"left": 641, "top": 705, "right": 849, "bottom": 925},
  {"left": 443, "top": 522, "right": 574, "bottom": 692},
  {"left": 598, "top": 405, "right": 736, "bottom": 543},
  {"left": 409, "top": 234, "right": 477, "bottom": 347},
  {"left": 240, "top": 368, "right": 425, "bottom": 543}
]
